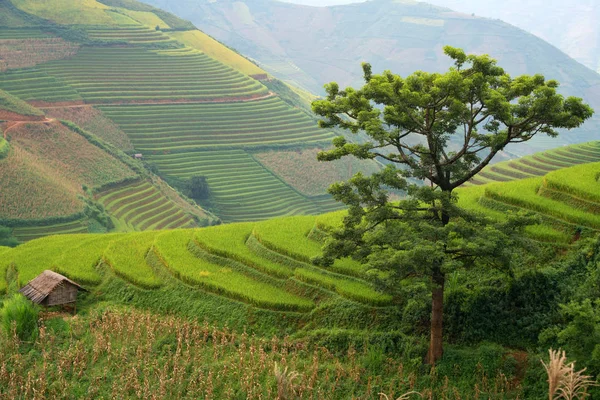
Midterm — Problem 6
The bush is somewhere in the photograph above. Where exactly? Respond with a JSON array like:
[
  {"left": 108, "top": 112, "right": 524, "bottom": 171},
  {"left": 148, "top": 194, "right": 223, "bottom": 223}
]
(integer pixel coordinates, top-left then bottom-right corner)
[{"left": 1, "top": 294, "right": 39, "bottom": 342}]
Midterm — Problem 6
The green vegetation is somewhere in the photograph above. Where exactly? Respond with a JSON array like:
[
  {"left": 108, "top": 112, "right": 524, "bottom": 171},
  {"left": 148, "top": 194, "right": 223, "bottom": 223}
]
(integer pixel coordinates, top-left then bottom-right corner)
[
  {"left": 103, "top": 231, "right": 161, "bottom": 288},
  {"left": 99, "top": 98, "right": 335, "bottom": 222},
  {"left": 0, "top": 89, "right": 43, "bottom": 116},
  {"left": 0, "top": 293, "right": 39, "bottom": 341},
  {"left": 0, "top": 138, "right": 8, "bottom": 160},
  {"left": 471, "top": 141, "right": 600, "bottom": 185},
  {"left": 311, "top": 46, "right": 593, "bottom": 364},
  {"left": 253, "top": 147, "right": 380, "bottom": 198},
  {"left": 0, "top": 0, "right": 350, "bottom": 227},
  {"left": 169, "top": 30, "right": 265, "bottom": 75},
  {"left": 10, "top": 0, "right": 127, "bottom": 25},
  {"left": 99, "top": 98, "right": 331, "bottom": 150},
  {"left": 44, "top": 106, "right": 133, "bottom": 151},
  {"left": 155, "top": 230, "right": 313, "bottom": 311},
  {"left": 10, "top": 220, "right": 89, "bottom": 243},
  {"left": 195, "top": 223, "right": 293, "bottom": 277},
  {"left": 39, "top": 47, "right": 266, "bottom": 103},
  {"left": 97, "top": 180, "right": 197, "bottom": 231}
]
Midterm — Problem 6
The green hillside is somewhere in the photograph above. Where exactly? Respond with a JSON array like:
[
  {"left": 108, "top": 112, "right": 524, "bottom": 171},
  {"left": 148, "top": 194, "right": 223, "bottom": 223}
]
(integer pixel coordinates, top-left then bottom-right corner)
[
  {"left": 3, "top": 159, "right": 598, "bottom": 308},
  {"left": 0, "top": 89, "right": 43, "bottom": 117},
  {"left": 143, "top": 0, "right": 600, "bottom": 154},
  {"left": 2, "top": 160, "right": 600, "bottom": 396},
  {"left": 469, "top": 141, "right": 600, "bottom": 185},
  {"left": 458, "top": 161, "right": 600, "bottom": 243},
  {"left": 0, "top": 0, "right": 363, "bottom": 227}
]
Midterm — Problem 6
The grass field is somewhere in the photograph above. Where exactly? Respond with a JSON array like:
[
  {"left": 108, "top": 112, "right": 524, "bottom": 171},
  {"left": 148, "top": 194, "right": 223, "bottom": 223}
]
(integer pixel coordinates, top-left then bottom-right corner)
[
  {"left": 155, "top": 230, "right": 313, "bottom": 311},
  {"left": 103, "top": 231, "right": 161, "bottom": 288}
]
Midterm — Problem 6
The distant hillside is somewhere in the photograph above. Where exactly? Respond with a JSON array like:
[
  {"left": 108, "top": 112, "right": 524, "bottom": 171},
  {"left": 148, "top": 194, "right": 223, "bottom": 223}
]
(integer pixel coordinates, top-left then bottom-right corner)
[
  {"left": 141, "top": 0, "right": 600, "bottom": 155},
  {"left": 421, "top": 0, "right": 600, "bottom": 75}
]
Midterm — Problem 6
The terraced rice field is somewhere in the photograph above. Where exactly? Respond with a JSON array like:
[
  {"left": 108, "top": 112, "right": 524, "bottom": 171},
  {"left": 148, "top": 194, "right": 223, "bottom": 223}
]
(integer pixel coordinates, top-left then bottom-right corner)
[
  {"left": 1, "top": 214, "right": 392, "bottom": 310},
  {"left": 0, "top": 68, "right": 82, "bottom": 102},
  {"left": 96, "top": 180, "right": 197, "bottom": 230},
  {"left": 0, "top": 28, "right": 52, "bottom": 39},
  {"left": 38, "top": 47, "right": 267, "bottom": 103},
  {"left": 99, "top": 98, "right": 331, "bottom": 150},
  {"left": 100, "top": 98, "right": 336, "bottom": 222},
  {"left": 84, "top": 25, "right": 179, "bottom": 47},
  {"left": 469, "top": 141, "right": 600, "bottom": 185},
  {"left": 146, "top": 150, "right": 324, "bottom": 222},
  {"left": 0, "top": 20, "right": 341, "bottom": 224},
  {"left": 11, "top": 220, "right": 89, "bottom": 242},
  {"left": 458, "top": 161, "right": 600, "bottom": 243}
]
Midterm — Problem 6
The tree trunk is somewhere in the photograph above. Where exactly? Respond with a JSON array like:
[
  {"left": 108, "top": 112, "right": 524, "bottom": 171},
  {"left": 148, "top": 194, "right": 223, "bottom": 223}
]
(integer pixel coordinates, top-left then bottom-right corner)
[{"left": 427, "top": 268, "right": 445, "bottom": 365}]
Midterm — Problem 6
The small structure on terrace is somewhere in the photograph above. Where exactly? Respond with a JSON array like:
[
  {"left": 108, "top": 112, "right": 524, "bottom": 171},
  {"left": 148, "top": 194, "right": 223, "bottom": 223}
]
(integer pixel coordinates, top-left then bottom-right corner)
[{"left": 19, "top": 270, "right": 86, "bottom": 307}]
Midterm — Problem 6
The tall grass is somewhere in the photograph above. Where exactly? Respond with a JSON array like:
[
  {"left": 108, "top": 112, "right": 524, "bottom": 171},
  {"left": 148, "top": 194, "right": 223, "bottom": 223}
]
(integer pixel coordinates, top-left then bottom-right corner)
[
  {"left": 0, "top": 293, "right": 39, "bottom": 342},
  {"left": 542, "top": 349, "right": 596, "bottom": 399}
]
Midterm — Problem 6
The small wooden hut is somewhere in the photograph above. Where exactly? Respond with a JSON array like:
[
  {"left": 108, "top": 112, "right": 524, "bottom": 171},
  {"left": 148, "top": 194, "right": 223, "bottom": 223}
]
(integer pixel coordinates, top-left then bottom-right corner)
[{"left": 19, "top": 270, "right": 86, "bottom": 307}]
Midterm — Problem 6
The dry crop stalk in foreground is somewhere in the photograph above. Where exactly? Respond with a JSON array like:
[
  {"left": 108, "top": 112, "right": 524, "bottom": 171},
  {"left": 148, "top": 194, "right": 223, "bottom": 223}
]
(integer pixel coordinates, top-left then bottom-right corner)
[{"left": 542, "top": 348, "right": 596, "bottom": 399}]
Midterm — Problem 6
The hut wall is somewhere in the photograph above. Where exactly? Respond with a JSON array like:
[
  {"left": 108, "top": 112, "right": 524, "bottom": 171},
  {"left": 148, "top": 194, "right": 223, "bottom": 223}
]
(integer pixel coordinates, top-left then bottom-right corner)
[{"left": 46, "top": 283, "right": 78, "bottom": 306}]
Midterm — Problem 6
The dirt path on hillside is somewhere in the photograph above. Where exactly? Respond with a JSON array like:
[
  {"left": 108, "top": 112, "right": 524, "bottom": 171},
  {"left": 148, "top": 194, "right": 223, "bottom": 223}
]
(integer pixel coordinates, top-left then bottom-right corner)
[
  {"left": 38, "top": 92, "right": 276, "bottom": 109},
  {"left": 3, "top": 118, "right": 56, "bottom": 138}
]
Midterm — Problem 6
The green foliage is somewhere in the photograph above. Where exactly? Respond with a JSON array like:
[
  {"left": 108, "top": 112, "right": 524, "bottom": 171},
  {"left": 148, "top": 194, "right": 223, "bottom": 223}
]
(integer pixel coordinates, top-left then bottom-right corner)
[
  {"left": 0, "top": 138, "right": 8, "bottom": 160},
  {"left": 310, "top": 46, "right": 594, "bottom": 362},
  {"left": 0, "top": 225, "right": 18, "bottom": 247},
  {"left": 0, "top": 293, "right": 39, "bottom": 342},
  {"left": 445, "top": 269, "right": 564, "bottom": 347},
  {"left": 186, "top": 175, "right": 210, "bottom": 201}
]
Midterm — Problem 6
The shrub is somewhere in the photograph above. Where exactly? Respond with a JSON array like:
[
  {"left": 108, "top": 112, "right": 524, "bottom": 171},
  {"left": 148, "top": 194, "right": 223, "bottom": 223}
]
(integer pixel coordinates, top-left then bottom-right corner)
[{"left": 0, "top": 294, "right": 39, "bottom": 342}]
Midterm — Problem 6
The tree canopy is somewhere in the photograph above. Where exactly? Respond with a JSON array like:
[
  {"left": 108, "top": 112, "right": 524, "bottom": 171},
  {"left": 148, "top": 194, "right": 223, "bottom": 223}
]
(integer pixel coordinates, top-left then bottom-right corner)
[{"left": 312, "top": 46, "right": 594, "bottom": 364}]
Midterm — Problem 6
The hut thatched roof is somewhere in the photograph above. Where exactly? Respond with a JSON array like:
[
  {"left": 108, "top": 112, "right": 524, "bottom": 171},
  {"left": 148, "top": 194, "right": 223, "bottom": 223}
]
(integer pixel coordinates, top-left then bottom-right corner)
[{"left": 19, "top": 270, "right": 86, "bottom": 304}]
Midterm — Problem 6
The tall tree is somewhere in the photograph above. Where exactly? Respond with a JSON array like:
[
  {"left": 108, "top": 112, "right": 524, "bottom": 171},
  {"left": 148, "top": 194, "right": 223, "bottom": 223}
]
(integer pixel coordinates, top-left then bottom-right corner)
[{"left": 312, "top": 46, "right": 593, "bottom": 364}]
